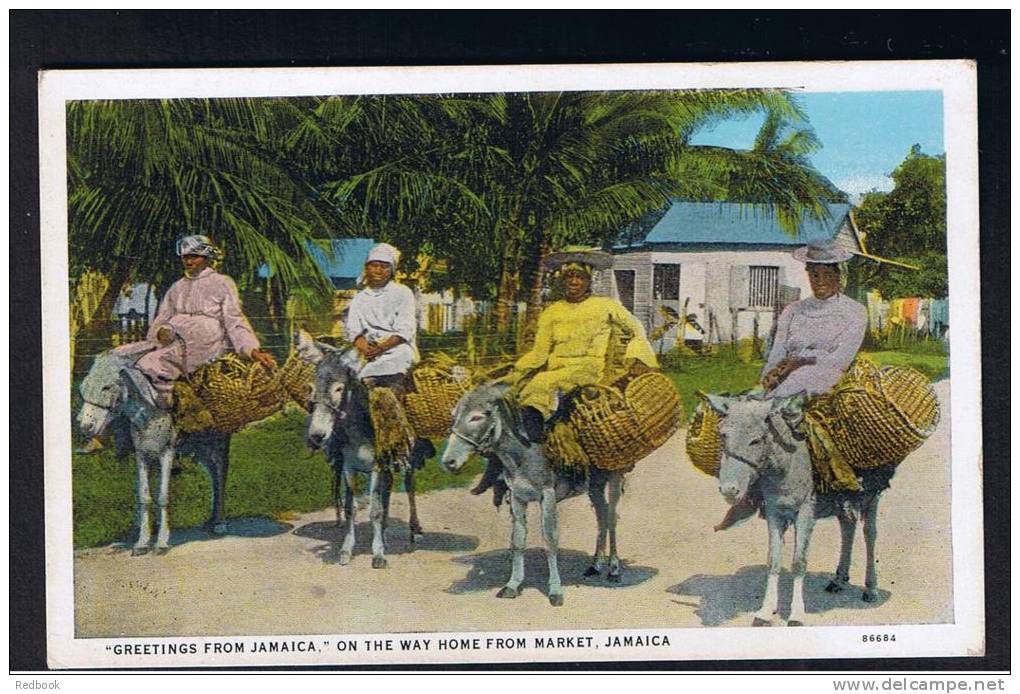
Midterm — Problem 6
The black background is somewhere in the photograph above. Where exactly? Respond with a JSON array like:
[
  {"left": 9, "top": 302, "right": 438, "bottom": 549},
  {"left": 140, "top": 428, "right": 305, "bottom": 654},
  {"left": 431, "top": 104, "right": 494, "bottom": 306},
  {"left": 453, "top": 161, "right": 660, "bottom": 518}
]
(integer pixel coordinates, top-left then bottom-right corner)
[{"left": 10, "top": 10, "right": 1010, "bottom": 672}]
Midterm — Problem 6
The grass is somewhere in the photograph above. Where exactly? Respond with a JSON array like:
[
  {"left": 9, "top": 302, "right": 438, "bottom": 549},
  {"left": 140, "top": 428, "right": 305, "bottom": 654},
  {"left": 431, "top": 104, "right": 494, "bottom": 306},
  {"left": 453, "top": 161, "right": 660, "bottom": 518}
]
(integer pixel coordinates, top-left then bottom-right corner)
[{"left": 72, "top": 404, "right": 483, "bottom": 548}]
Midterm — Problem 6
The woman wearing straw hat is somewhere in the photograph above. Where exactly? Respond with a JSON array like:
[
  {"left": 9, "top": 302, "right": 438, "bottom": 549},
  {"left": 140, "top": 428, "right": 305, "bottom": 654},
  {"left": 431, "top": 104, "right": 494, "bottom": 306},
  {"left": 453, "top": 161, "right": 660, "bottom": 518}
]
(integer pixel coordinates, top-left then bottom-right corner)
[
  {"left": 761, "top": 239, "right": 867, "bottom": 398},
  {"left": 471, "top": 248, "right": 658, "bottom": 499},
  {"left": 117, "top": 234, "right": 276, "bottom": 410}
]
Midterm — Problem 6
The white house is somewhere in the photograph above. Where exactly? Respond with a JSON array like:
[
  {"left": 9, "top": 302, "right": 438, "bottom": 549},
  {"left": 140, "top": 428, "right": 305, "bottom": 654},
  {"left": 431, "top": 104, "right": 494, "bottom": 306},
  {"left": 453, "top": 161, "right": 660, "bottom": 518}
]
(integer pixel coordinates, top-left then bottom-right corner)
[{"left": 607, "top": 201, "right": 865, "bottom": 348}]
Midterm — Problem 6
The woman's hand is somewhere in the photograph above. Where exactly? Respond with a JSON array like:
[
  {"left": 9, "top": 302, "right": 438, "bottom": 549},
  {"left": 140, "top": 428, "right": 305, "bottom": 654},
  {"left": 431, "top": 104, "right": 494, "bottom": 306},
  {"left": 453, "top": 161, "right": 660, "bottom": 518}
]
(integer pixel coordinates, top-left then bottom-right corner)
[
  {"left": 155, "top": 326, "right": 174, "bottom": 346},
  {"left": 251, "top": 349, "right": 277, "bottom": 370}
]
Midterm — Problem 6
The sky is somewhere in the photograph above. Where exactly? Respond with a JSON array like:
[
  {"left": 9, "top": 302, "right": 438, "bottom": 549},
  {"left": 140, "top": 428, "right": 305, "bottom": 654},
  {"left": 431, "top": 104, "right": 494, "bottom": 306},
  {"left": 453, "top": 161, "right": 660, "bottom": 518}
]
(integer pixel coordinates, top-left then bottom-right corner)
[{"left": 690, "top": 91, "right": 945, "bottom": 201}]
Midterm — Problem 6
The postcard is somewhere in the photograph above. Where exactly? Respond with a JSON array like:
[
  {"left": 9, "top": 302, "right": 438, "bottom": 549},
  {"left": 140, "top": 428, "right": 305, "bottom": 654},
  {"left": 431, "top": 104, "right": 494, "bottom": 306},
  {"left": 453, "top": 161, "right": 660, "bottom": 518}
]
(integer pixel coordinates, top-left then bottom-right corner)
[{"left": 40, "top": 60, "right": 982, "bottom": 668}]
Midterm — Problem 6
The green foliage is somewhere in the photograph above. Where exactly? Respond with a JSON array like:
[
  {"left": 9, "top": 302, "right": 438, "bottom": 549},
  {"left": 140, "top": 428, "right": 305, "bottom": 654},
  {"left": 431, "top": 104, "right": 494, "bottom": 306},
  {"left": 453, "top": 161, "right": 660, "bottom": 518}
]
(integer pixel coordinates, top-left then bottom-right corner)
[
  {"left": 851, "top": 146, "right": 947, "bottom": 297},
  {"left": 662, "top": 351, "right": 766, "bottom": 418}
]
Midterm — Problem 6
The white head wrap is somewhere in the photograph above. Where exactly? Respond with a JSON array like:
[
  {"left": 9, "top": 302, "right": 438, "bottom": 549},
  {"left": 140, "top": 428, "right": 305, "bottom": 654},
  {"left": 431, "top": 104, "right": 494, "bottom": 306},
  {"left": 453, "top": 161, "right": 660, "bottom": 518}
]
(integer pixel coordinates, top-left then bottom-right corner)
[
  {"left": 176, "top": 234, "right": 222, "bottom": 259},
  {"left": 366, "top": 242, "right": 400, "bottom": 268}
]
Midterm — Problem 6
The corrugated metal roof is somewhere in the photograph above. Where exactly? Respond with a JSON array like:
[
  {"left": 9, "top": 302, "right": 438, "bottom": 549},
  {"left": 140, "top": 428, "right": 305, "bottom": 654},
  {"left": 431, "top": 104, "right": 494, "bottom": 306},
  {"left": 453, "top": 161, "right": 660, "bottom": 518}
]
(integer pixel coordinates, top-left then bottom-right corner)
[{"left": 639, "top": 202, "right": 851, "bottom": 246}]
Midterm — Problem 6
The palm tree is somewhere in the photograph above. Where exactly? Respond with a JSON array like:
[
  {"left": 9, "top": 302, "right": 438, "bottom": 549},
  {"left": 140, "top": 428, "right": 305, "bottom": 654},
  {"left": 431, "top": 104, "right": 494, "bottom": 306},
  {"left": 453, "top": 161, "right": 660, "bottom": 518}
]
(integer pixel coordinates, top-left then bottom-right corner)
[{"left": 67, "top": 98, "right": 339, "bottom": 324}]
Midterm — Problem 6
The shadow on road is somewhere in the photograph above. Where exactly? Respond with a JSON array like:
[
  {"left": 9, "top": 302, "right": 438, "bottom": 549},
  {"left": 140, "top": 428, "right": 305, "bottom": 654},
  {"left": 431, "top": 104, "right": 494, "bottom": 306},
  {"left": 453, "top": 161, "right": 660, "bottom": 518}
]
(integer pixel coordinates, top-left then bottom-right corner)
[
  {"left": 667, "top": 565, "right": 890, "bottom": 626},
  {"left": 294, "top": 519, "right": 480, "bottom": 564},
  {"left": 447, "top": 548, "right": 658, "bottom": 597},
  {"left": 108, "top": 517, "right": 293, "bottom": 553}
]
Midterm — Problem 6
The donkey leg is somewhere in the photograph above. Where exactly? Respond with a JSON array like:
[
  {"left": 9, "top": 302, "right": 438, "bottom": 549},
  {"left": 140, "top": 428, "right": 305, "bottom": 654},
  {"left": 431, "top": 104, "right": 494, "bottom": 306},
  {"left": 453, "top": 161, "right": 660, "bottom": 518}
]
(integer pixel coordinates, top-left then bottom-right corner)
[
  {"left": 498, "top": 492, "right": 527, "bottom": 599},
  {"left": 331, "top": 461, "right": 344, "bottom": 527},
  {"left": 369, "top": 468, "right": 389, "bottom": 569},
  {"left": 338, "top": 471, "right": 357, "bottom": 566},
  {"left": 861, "top": 495, "right": 880, "bottom": 602},
  {"left": 827, "top": 507, "right": 857, "bottom": 593},
  {"left": 606, "top": 471, "right": 624, "bottom": 583},
  {"left": 132, "top": 455, "right": 153, "bottom": 555},
  {"left": 754, "top": 517, "right": 784, "bottom": 625},
  {"left": 153, "top": 447, "right": 175, "bottom": 555},
  {"left": 585, "top": 470, "right": 609, "bottom": 578},
  {"left": 788, "top": 506, "right": 816, "bottom": 626},
  {"left": 405, "top": 468, "right": 424, "bottom": 544},
  {"left": 540, "top": 486, "right": 564, "bottom": 606}
]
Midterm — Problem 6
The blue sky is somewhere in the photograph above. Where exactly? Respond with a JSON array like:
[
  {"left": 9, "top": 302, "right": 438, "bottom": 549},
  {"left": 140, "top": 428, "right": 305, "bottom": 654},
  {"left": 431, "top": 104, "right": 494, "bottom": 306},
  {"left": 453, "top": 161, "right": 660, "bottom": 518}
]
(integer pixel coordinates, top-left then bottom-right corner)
[{"left": 690, "top": 91, "right": 945, "bottom": 200}]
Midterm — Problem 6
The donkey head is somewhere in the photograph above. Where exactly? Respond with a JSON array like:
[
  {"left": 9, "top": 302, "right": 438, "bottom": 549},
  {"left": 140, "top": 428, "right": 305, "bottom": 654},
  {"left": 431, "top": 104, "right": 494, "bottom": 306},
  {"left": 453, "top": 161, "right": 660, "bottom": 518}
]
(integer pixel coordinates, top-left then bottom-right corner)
[
  {"left": 441, "top": 383, "right": 514, "bottom": 473},
  {"left": 77, "top": 351, "right": 133, "bottom": 438},
  {"left": 295, "top": 329, "right": 360, "bottom": 450},
  {"left": 705, "top": 393, "right": 806, "bottom": 506}
]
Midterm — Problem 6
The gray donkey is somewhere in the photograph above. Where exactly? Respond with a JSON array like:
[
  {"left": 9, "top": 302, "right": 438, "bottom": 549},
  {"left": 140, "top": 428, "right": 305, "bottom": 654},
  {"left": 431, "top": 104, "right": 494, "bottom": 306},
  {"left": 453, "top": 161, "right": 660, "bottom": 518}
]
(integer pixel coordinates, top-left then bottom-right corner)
[
  {"left": 706, "top": 393, "right": 893, "bottom": 626},
  {"left": 77, "top": 350, "right": 232, "bottom": 555},
  {"left": 441, "top": 383, "right": 627, "bottom": 607},
  {"left": 297, "top": 330, "right": 427, "bottom": 569}
]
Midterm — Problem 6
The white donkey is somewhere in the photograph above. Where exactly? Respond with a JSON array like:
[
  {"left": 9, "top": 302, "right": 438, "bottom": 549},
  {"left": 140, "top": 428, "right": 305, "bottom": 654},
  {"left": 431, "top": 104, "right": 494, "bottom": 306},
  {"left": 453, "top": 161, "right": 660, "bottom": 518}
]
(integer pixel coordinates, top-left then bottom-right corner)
[
  {"left": 78, "top": 351, "right": 179, "bottom": 555},
  {"left": 707, "top": 391, "right": 896, "bottom": 625},
  {"left": 706, "top": 393, "right": 817, "bottom": 626}
]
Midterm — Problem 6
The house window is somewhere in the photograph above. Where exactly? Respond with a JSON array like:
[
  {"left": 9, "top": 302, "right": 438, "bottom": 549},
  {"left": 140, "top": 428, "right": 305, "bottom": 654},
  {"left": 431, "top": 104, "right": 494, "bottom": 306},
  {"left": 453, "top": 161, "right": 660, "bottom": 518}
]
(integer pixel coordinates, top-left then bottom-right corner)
[
  {"left": 748, "top": 266, "right": 779, "bottom": 308},
  {"left": 614, "top": 270, "right": 635, "bottom": 313},
  {"left": 653, "top": 263, "right": 680, "bottom": 300}
]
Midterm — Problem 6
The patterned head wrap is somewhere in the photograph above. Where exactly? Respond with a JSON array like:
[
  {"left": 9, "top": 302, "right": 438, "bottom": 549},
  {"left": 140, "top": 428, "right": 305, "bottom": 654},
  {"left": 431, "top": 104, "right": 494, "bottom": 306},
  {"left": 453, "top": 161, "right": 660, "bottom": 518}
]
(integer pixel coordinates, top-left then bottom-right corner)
[{"left": 176, "top": 234, "right": 222, "bottom": 259}]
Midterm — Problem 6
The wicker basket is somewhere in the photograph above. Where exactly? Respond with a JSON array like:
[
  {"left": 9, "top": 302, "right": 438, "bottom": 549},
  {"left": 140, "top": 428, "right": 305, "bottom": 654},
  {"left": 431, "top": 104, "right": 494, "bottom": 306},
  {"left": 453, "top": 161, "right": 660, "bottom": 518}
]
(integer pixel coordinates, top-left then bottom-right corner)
[
  {"left": 686, "top": 396, "right": 722, "bottom": 477},
  {"left": 279, "top": 351, "right": 316, "bottom": 407},
  {"left": 829, "top": 363, "right": 940, "bottom": 469},
  {"left": 566, "top": 372, "right": 682, "bottom": 471},
  {"left": 404, "top": 365, "right": 471, "bottom": 438},
  {"left": 686, "top": 357, "right": 940, "bottom": 476}
]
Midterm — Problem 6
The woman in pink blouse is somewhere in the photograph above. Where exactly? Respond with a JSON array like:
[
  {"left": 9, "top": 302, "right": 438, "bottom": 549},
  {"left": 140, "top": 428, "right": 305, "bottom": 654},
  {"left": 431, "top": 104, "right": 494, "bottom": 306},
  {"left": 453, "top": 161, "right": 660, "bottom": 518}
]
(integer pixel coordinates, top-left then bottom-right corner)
[{"left": 117, "top": 235, "right": 276, "bottom": 408}]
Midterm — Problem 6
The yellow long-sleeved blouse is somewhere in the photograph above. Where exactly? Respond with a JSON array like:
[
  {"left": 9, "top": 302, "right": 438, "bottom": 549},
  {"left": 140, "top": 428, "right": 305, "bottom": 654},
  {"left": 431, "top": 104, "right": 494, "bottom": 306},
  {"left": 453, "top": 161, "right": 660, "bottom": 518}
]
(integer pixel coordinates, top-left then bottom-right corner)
[{"left": 514, "top": 296, "right": 658, "bottom": 387}]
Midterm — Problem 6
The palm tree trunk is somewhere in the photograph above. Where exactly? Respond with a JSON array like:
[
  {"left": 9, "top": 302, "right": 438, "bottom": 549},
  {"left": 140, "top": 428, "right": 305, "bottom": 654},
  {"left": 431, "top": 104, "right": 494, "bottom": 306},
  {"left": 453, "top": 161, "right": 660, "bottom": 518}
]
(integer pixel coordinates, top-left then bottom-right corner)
[
  {"left": 521, "top": 239, "right": 550, "bottom": 346},
  {"left": 493, "top": 260, "right": 519, "bottom": 333}
]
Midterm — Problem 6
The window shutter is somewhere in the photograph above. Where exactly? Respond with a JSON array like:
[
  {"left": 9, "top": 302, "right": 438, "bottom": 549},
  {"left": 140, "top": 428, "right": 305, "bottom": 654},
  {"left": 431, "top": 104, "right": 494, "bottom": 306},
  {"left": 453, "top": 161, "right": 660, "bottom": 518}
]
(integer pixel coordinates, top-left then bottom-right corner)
[{"left": 729, "top": 265, "right": 749, "bottom": 309}]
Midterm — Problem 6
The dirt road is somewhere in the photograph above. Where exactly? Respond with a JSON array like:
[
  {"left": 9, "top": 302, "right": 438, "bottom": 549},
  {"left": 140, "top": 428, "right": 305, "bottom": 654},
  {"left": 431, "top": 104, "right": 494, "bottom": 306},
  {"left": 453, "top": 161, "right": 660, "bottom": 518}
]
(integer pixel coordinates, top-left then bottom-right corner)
[{"left": 74, "top": 382, "right": 953, "bottom": 638}]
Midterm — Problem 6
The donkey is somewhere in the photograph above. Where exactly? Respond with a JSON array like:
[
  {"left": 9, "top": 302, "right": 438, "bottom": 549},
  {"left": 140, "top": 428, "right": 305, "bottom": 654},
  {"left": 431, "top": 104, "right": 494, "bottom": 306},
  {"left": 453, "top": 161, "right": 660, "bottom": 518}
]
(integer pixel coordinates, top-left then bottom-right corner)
[
  {"left": 77, "top": 351, "right": 231, "bottom": 555},
  {"left": 706, "top": 393, "right": 892, "bottom": 626},
  {"left": 441, "top": 383, "right": 629, "bottom": 607},
  {"left": 297, "top": 330, "right": 427, "bottom": 569}
]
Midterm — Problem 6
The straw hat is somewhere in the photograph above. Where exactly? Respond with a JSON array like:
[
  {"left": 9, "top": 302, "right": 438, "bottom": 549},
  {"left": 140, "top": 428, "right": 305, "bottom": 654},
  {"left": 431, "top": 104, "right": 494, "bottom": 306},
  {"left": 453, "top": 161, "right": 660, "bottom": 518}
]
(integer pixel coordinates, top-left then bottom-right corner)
[
  {"left": 542, "top": 247, "right": 614, "bottom": 272},
  {"left": 792, "top": 239, "right": 853, "bottom": 264}
]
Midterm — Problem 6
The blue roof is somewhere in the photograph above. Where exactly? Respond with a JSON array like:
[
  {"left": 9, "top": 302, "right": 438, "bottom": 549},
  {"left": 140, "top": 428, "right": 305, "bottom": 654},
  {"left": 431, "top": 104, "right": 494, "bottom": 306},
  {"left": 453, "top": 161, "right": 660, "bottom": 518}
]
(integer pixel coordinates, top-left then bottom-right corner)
[
  {"left": 307, "top": 238, "right": 375, "bottom": 279},
  {"left": 258, "top": 238, "right": 374, "bottom": 280},
  {"left": 638, "top": 202, "right": 851, "bottom": 247}
]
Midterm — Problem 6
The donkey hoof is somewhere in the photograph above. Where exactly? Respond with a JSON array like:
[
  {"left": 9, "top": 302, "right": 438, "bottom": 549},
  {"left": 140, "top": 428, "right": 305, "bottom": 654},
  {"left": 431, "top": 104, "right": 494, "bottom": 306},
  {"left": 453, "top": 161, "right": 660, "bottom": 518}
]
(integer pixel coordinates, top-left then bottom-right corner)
[
  {"left": 212, "top": 522, "right": 229, "bottom": 535},
  {"left": 153, "top": 546, "right": 170, "bottom": 556},
  {"left": 371, "top": 556, "right": 388, "bottom": 569},
  {"left": 496, "top": 586, "right": 519, "bottom": 599},
  {"left": 752, "top": 617, "right": 773, "bottom": 627},
  {"left": 787, "top": 620, "right": 804, "bottom": 627},
  {"left": 825, "top": 580, "right": 845, "bottom": 593},
  {"left": 130, "top": 547, "right": 150, "bottom": 557},
  {"left": 862, "top": 590, "right": 877, "bottom": 603},
  {"left": 607, "top": 571, "right": 622, "bottom": 584},
  {"left": 549, "top": 593, "right": 564, "bottom": 607},
  {"left": 338, "top": 551, "right": 352, "bottom": 566},
  {"left": 583, "top": 566, "right": 601, "bottom": 578}
]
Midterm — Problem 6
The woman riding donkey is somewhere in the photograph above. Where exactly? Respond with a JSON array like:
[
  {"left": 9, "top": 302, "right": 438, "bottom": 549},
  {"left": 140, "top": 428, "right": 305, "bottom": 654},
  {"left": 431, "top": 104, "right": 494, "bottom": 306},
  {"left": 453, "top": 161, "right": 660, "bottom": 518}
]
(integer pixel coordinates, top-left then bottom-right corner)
[
  {"left": 117, "top": 234, "right": 277, "bottom": 412},
  {"left": 718, "top": 238, "right": 868, "bottom": 529},
  {"left": 471, "top": 248, "right": 659, "bottom": 499}
]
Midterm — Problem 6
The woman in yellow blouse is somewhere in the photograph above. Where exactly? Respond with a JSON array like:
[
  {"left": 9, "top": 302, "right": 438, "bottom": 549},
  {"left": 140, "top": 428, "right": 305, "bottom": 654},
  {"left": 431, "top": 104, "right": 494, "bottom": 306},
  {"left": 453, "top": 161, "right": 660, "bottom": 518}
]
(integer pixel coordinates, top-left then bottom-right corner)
[
  {"left": 514, "top": 250, "right": 658, "bottom": 439},
  {"left": 472, "top": 249, "right": 658, "bottom": 499}
]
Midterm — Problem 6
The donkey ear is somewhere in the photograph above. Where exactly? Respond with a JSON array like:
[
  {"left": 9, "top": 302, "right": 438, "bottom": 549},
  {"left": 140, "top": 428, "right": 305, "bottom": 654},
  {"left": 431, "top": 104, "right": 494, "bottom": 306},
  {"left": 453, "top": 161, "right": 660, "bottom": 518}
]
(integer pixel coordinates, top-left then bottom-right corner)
[
  {"left": 294, "top": 328, "right": 326, "bottom": 364},
  {"left": 496, "top": 397, "right": 528, "bottom": 444},
  {"left": 703, "top": 392, "right": 730, "bottom": 415}
]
